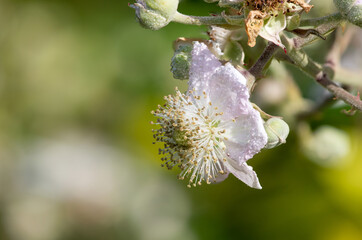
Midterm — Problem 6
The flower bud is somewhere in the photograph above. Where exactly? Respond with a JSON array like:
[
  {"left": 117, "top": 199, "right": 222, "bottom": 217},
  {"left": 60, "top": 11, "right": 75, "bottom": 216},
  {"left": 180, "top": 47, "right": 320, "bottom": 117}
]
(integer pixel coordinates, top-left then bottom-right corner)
[
  {"left": 334, "top": 0, "right": 362, "bottom": 27},
  {"left": 130, "top": 0, "right": 179, "bottom": 30},
  {"left": 170, "top": 44, "right": 192, "bottom": 80},
  {"left": 264, "top": 118, "right": 290, "bottom": 149}
]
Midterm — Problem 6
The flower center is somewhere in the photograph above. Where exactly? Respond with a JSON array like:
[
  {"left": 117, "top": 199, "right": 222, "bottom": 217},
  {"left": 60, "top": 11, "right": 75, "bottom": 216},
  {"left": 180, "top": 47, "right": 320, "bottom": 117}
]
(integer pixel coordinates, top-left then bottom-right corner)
[
  {"left": 151, "top": 88, "right": 231, "bottom": 187},
  {"left": 172, "top": 128, "right": 191, "bottom": 148}
]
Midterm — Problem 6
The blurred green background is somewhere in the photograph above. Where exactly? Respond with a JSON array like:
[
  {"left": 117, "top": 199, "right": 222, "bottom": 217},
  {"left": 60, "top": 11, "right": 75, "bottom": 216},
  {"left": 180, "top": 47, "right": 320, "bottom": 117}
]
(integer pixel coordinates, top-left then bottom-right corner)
[{"left": 0, "top": 0, "right": 361, "bottom": 239}]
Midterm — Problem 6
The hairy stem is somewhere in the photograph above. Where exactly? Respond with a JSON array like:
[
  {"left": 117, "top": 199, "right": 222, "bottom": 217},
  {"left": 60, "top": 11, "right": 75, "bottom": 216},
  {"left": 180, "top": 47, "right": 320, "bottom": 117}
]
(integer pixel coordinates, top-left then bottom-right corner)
[
  {"left": 249, "top": 42, "right": 279, "bottom": 78},
  {"left": 246, "top": 42, "right": 279, "bottom": 91},
  {"left": 172, "top": 12, "right": 243, "bottom": 26},
  {"left": 300, "top": 12, "right": 343, "bottom": 27},
  {"left": 315, "top": 73, "right": 362, "bottom": 111}
]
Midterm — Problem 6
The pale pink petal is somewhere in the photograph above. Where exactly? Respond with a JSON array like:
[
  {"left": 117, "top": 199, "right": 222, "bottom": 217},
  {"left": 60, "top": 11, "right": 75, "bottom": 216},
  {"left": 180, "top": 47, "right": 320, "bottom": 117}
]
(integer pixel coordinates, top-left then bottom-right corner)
[
  {"left": 205, "top": 61, "right": 267, "bottom": 163},
  {"left": 213, "top": 171, "right": 230, "bottom": 183},
  {"left": 224, "top": 111, "right": 267, "bottom": 163},
  {"left": 223, "top": 159, "right": 262, "bottom": 189},
  {"left": 208, "top": 63, "right": 249, "bottom": 119},
  {"left": 189, "top": 42, "right": 222, "bottom": 96}
]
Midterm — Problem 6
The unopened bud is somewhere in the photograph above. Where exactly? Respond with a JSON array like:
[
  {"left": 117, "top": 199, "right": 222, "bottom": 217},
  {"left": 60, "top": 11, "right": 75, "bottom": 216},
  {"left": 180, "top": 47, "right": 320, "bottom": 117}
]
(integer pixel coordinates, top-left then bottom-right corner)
[
  {"left": 170, "top": 44, "right": 192, "bottom": 80},
  {"left": 264, "top": 118, "right": 290, "bottom": 149},
  {"left": 130, "top": 0, "right": 179, "bottom": 30},
  {"left": 334, "top": 0, "right": 362, "bottom": 27}
]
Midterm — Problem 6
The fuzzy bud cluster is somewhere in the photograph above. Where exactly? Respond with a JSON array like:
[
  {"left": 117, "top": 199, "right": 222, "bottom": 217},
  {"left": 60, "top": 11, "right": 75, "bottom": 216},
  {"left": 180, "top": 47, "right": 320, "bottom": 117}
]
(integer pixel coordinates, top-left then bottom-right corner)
[
  {"left": 130, "top": 0, "right": 179, "bottom": 30},
  {"left": 170, "top": 43, "right": 192, "bottom": 80}
]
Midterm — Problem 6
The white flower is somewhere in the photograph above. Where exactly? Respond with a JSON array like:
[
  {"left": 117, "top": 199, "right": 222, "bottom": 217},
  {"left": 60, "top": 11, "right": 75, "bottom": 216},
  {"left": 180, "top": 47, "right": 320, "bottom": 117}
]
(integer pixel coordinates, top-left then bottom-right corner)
[{"left": 151, "top": 42, "right": 267, "bottom": 188}]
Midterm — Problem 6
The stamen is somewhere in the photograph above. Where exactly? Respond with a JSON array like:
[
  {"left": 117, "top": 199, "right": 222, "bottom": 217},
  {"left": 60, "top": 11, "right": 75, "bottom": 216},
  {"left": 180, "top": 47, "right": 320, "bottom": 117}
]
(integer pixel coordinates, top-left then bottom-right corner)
[{"left": 151, "top": 89, "right": 233, "bottom": 187}]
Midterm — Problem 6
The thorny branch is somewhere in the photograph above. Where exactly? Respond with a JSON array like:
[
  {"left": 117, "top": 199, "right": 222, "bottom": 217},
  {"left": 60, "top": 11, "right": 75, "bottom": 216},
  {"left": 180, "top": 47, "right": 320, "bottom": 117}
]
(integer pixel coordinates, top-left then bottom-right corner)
[
  {"left": 315, "top": 72, "right": 362, "bottom": 111},
  {"left": 245, "top": 42, "right": 279, "bottom": 91},
  {"left": 299, "top": 12, "right": 343, "bottom": 27},
  {"left": 297, "top": 26, "right": 359, "bottom": 118},
  {"left": 280, "top": 33, "right": 362, "bottom": 112}
]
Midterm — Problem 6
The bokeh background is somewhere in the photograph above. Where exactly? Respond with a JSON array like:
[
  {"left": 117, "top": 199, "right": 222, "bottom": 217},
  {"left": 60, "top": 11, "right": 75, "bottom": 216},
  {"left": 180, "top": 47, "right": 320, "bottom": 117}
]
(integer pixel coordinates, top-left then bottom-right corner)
[{"left": 0, "top": 0, "right": 361, "bottom": 239}]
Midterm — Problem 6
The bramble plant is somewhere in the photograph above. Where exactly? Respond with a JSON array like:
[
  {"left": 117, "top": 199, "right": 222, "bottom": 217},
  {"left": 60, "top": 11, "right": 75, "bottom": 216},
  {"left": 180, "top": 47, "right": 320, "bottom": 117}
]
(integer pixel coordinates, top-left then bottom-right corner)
[{"left": 130, "top": 0, "right": 362, "bottom": 188}]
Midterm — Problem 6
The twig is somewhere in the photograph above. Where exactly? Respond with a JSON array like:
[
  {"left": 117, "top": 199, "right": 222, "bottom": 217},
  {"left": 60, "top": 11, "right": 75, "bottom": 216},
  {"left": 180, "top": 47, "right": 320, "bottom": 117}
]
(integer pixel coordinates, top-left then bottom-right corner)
[
  {"left": 315, "top": 72, "right": 362, "bottom": 111},
  {"left": 244, "top": 42, "right": 279, "bottom": 91},
  {"left": 172, "top": 12, "right": 243, "bottom": 26},
  {"left": 281, "top": 34, "right": 362, "bottom": 111},
  {"left": 249, "top": 42, "right": 279, "bottom": 78},
  {"left": 300, "top": 12, "right": 343, "bottom": 27}
]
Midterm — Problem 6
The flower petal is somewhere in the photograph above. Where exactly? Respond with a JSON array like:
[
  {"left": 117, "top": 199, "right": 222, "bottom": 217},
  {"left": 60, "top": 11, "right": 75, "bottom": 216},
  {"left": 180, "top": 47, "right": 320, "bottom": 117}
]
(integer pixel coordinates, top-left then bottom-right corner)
[
  {"left": 205, "top": 61, "right": 267, "bottom": 163},
  {"left": 208, "top": 63, "right": 249, "bottom": 119},
  {"left": 224, "top": 110, "right": 267, "bottom": 163},
  {"left": 223, "top": 159, "right": 262, "bottom": 189},
  {"left": 213, "top": 171, "right": 230, "bottom": 183},
  {"left": 259, "top": 13, "right": 286, "bottom": 48},
  {"left": 189, "top": 42, "right": 222, "bottom": 96}
]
